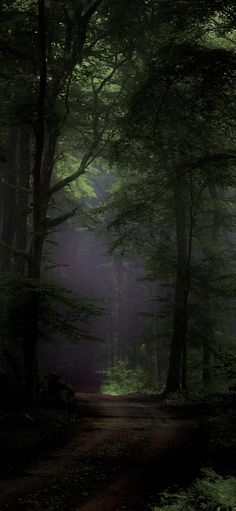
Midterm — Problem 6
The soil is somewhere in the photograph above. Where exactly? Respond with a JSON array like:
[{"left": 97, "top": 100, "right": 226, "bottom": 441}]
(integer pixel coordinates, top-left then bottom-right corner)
[{"left": 0, "top": 394, "right": 206, "bottom": 511}]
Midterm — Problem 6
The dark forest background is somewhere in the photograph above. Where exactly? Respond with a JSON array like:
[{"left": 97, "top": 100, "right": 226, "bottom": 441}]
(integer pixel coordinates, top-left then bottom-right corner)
[{"left": 0, "top": 0, "right": 236, "bottom": 406}]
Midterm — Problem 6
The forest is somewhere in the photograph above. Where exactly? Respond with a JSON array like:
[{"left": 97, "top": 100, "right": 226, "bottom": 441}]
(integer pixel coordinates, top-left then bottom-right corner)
[{"left": 0, "top": 1, "right": 236, "bottom": 510}]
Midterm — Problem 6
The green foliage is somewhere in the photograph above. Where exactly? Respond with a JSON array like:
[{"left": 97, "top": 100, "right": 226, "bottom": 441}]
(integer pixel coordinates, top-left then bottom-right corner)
[
  {"left": 0, "top": 272, "right": 104, "bottom": 345},
  {"left": 100, "top": 360, "right": 145, "bottom": 396},
  {"left": 1, "top": 0, "right": 236, "bottom": 398},
  {"left": 153, "top": 469, "right": 236, "bottom": 511},
  {"left": 55, "top": 153, "right": 99, "bottom": 200}
]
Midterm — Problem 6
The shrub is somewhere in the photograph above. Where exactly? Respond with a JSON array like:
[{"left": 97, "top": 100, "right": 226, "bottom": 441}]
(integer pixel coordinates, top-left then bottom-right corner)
[
  {"left": 153, "top": 469, "right": 236, "bottom": 511},
  {"left": 100, "top": 361, "right": 145, "bottom": 395}
]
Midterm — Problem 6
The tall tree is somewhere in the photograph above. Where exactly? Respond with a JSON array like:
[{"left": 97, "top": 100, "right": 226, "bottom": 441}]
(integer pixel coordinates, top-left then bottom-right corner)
[
  {"left": 0, "top": 0, "right": 129, "bottom": 403},
  {"left": 90, "top": 0, "right": 236, "bottom": 393}
]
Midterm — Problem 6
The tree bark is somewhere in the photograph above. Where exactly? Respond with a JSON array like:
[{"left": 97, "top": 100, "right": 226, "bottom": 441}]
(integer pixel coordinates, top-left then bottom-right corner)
[
  {"left": 23, "top": 0, "right": 47, "bottom": 406},
  {"left": 146, "top": 339, "right": 158, "bottom": 387},
  {"left": 113, "top": 255, "right": 126, "bottom": 360},
  {"left": 201, "top": 184, "right": 218, "bottom": 385},
  {"left": 22, "top": 0, "right": 104, "bottom": 405},
  {"left": 202, "top": 340, "right": 212, "bottom": 384},
  {"left": 165, "top": 167, "right": 189, "bottom": 393},
  {"left": 1, "top": 127, "right": 18, "bottom": 271},
  {"left": 14, "top": 125, "right": 31, "bottom": 274}
]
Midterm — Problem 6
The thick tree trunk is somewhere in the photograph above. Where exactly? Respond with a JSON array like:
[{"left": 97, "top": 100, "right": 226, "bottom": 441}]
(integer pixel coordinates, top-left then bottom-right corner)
[
  {"left": 113, "top": 255, "right": 126, "bottom": 360},
  {"left": 146, "top": 283, "right": 159, "bottom": 387},
  {"left": 201, "top": 184, "right": 218, "bottom": 386},
  {"left": 202, "top": 339, "right": 212, "bottom": 384},
  {"left": 23, "top": 0, "right": 47, "bottom": 406},
  {"left": 23, "top": 287, "right": 41, "bottom": 406},
  {"left": 1, "top": 127, "right": 18, "bottom": 271},
  {"left": 25, "top": 233, "right": 44, "bottom": 405},
  {"left": 146, "top": 339, "right": 158, "bottom": 387},
  {"left": 25, "top": 203, "right": 45, "bottom": 405},
  {"left": 21, "top": 0, "right": 102, "bottom": 405},
  {"left": 165, "top": 169, "right": 189, "bottom": 393},
  {"left": 156, "top": 343, "right": 162, "bottom": 381},
  {"left": 126, "top": 262, "right": 138, "bottom": 368},
  {"left": 14, "top": 125, "right": 31, "bottom": 274},
  {"left": 181, "top": 336, "right": 187, "bottom": 389},
  {"left": 0, "top": 130, "right": 6, "bottom": 234}
]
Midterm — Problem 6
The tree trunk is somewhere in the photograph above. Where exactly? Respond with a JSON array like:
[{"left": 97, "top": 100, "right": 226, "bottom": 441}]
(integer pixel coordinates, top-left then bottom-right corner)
[
  {"left": 126, "top": 262, "right": 138, "bottom": 368},
  {"left": 14, "top": 125, "right": 31, "bottom": 274},
  {"left": 146, "top": 282, "right": 159, "bottom": 387},
  {"left": 23, "top": 289, "right": 41, "bottom": 405},
  {"left": 146, "top": 339, "right": 158, "bottom": 387},
  {"left": 1, "top": 127, "right": 18, "bottom": 271},
  {"left": 23, "top": 0, "right": 47, "bottom": 406},
  {"left": 113, "top": 255, "right": 126, "bottom": 360},
  {"left": 201, "top": 184, "right": 218, "bottom": 386},
  {"left": 181, "top": 335, "right": 187, "bottom": 389},
  {"left": 202, "top": 340, "right": 212, "bottom": 384},
  {"left": 165, "top": 168, "right": 189, "bottom": 393},
  {"left": 21, "top": 0, "right": 102, "bottom": 404}
]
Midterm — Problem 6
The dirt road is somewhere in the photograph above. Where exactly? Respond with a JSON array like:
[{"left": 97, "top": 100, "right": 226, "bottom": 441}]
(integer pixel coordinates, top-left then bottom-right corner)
[{"left": 0, "top": 396, "right": 203, "bottom": 511}]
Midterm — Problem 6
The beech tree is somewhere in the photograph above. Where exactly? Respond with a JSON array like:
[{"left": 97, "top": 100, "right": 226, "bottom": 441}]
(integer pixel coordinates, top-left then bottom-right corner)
[
  {"left": 89, "top": 0, "right": 236, "bottom": 393},
  {"left": 0, "top": 0, "right": 129, "bottom": 403},
  {"left": 1, "top": 0, "right": 236, "bottom": 403}
]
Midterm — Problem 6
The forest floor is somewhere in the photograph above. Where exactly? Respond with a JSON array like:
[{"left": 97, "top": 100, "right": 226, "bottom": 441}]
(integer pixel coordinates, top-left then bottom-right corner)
[{"left": 0, "top": 395, "right": 212, "bottom": 511}]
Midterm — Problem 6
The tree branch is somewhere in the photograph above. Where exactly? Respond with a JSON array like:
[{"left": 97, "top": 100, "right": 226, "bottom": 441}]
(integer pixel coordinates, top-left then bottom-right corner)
[
  {"left": 49, "top": 142, "right": 98, "bottom": 196},
  {"left": 49, "top": 55, "right": 126, "bottom": 197},
  {"left": 83, "top": 0, "right": 104, "bottom": 21},
  {"left": 0, "top": 241, "right": 30, "bottom": 261},
  {"left": 47, "top": 207, "right": 78, "bottom": 228}
]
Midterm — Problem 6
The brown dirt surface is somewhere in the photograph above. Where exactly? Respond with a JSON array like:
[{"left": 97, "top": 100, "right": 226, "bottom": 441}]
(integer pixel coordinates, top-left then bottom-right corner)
[{"left": 0, "top": 395, "right": 204, "bottom": 511}]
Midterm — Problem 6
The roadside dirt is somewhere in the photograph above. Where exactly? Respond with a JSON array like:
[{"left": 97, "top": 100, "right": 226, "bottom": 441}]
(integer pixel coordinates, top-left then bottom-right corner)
[{"left": 0, "top": 395, "right": 204, "bottom": 511}]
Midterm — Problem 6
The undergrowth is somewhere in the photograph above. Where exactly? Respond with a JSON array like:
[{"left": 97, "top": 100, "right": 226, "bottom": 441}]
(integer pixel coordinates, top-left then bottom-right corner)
[
  {"left": 153, "top": 469, "right": 236, "bottom": 511},
  {"left": 100, "top": 361, "right": 145, "bottom": 395}
]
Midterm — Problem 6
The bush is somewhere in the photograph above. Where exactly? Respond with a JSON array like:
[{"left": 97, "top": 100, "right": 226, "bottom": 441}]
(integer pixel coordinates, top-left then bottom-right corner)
[
  {"left": 153, "top": 469, "right": 236, "bottom": 511},
  {"left": 100, "top": 361, "right": 145, "bottom": 396}
]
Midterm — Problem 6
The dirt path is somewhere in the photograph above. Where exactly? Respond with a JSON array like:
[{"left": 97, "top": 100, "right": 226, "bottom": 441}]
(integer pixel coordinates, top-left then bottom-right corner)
[{"left": 0, "top": 396, "right": 203, "bottom": 511}]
